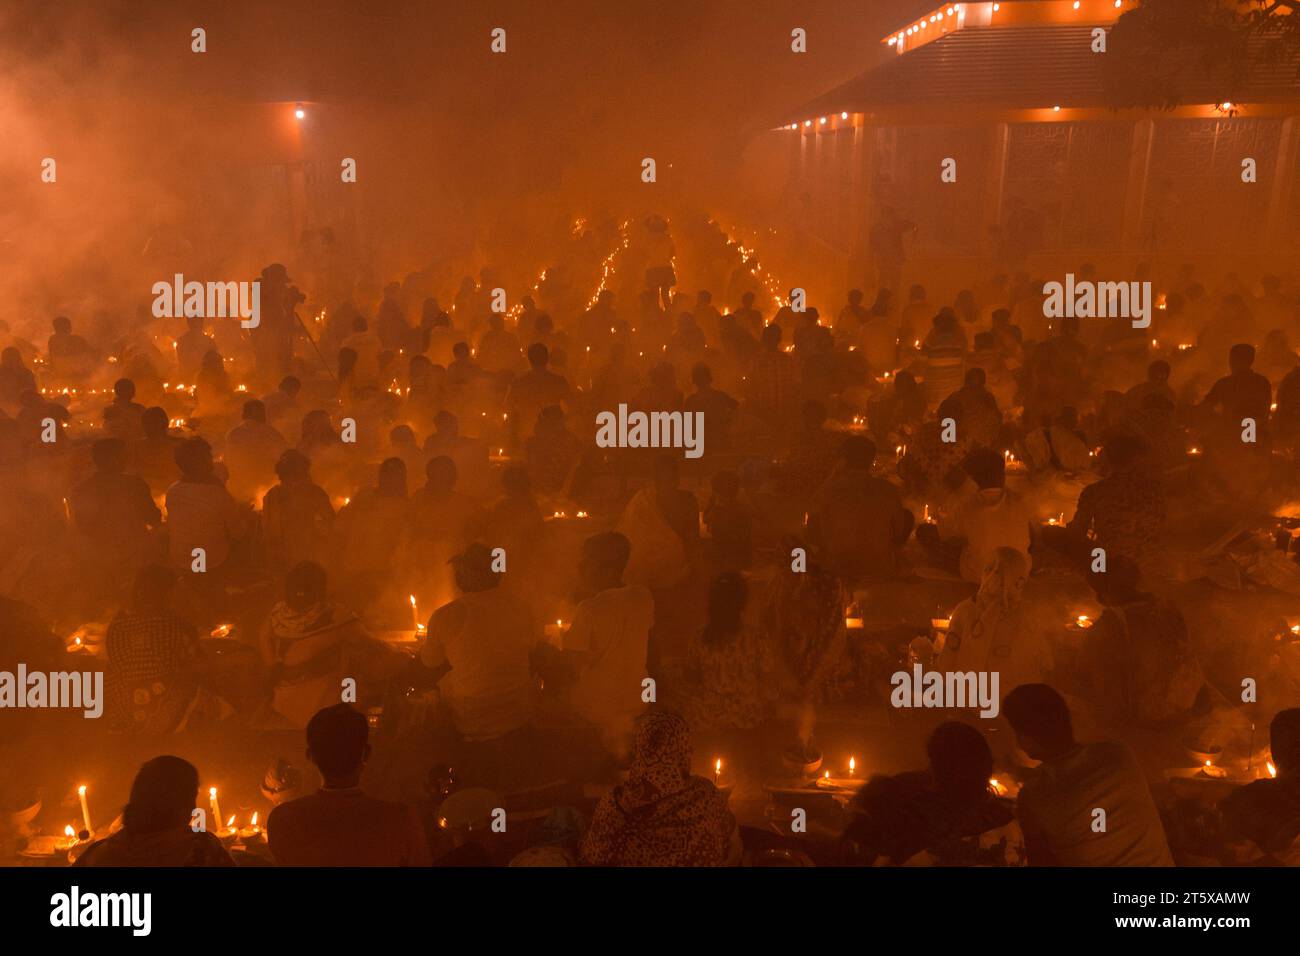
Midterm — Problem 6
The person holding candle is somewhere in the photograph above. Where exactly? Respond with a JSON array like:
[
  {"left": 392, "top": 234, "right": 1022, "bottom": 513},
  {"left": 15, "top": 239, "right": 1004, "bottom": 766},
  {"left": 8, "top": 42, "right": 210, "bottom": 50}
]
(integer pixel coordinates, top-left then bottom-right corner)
[{"left": 75, "top": 756, "right": 235, "bottom": 867}]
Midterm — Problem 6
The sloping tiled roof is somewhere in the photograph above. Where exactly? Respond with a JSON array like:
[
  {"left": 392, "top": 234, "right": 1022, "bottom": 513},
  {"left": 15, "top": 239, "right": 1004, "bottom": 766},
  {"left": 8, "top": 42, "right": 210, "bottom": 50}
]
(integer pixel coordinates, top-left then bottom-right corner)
[{"left": 791, "top": 24, "right": 1300, "bottom": 119}]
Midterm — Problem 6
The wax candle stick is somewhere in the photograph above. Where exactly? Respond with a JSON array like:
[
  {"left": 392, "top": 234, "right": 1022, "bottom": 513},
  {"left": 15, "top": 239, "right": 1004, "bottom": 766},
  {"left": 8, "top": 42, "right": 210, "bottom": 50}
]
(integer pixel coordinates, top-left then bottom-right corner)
[
  {"left": 209, "top": 787, "right": 223, "bottom": 830},
  {"left": 77, "top": 785, "right": 92, "bottom": 833}
]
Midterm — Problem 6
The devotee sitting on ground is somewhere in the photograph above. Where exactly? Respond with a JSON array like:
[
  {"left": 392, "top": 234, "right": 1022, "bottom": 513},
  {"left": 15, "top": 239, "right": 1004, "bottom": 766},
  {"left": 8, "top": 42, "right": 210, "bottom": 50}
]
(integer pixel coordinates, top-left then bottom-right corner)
[
  {"left": 261, "top": 449, "right": 335, "bottom": 572},
  {"left": 702, "top": 470, "right": 753, "bottom": 573},
  {"left": 129, "top": 405, "right": 184, "bottom": 496},
  {"left": 102, "top": 377, "right": 146, "bottom": 441},
  {"left": 331, "top": 457, "right": 412, "bottom": 612},
  {"left": 1002, "top": 683, "right": 1174, "bottom": 866},
  {"left": 105, "top": 564, "right": 200, "bottom": 734},
  {"left": 165, "top": 437, "right": 250, "bottom": 577},
  {"left": 420, "top": 543, "right": 539, "bottom": 743},
  {"left": 935, "top": 547, "right": 1052, "bottom": 696},
  {"left": 1124, "top": 359, "right": 1175, "bottom": 412},
  {"left": 0, "top": 346, "right": 37, "bottom": 410},
  {"left": 947, "top": 367, "right": 1002, "bottom": 449},
  {"left": 867, "top": 369, "right": 926, "bottom": 447},
  {"left": 223, "top": 398, "right": 287, "bottom": 504},
  {"left": 506, "top": 343, "right": 571, "bottom": 442},
  {"left": 1065, "top": 433, "right": 1164, "bottom": 568},
  {"left": 917, "top": 447, "right": 1031, "bottom": 584},
  {"left": 683, "top": 362, "right": 738, "bottom": 454},
  {"left": 776, "top": 400, "right": 842, "bottom": 500},
  {"left": 525, "top": 404, "right": 584, "bottom": 495},
  {"left": 809, "top": 436, "right": 912, "bottom": 583},
  {"left": 678, "top": 571, "right": 777, "bottom": 732},
  {"left": 267, "top": 704, "right": 430, "bottom": 866},
  {"left": 1199, "top": 342, "right": 1273, "bottom": 436},
  {"left": 841, "top": 721, "right": 1025, "bottom": 866},
  {"left": 559, "top": 531, "right": 655, "bottom": 760},
  {"left": 260, "top": 561, "right": 401, "bottom": 728},
  {"left": 75, "top": 756, "right": 235, "bottom": 867},
  {"left": 1076, "top": 555, "right": 1204, "bottom": 730},
  {"left": 579, "top": 710, "right": 740, "bottom": 866},
  {"left": 1219, "top": 708, "right": 1300, "bottom": 863},
  {"left": 69, "top": 437, "right": 162, "bottom": 606},
  {"left": 618, "top": 455, "right": 698, "bottom": 590}
]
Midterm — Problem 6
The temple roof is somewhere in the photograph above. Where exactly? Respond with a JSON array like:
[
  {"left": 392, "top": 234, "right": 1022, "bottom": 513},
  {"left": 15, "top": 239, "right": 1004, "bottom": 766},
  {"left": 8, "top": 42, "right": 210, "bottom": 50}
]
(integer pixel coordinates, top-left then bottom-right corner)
[{"left": 788, "top": 23, "right": 1300, "bottom": 121}]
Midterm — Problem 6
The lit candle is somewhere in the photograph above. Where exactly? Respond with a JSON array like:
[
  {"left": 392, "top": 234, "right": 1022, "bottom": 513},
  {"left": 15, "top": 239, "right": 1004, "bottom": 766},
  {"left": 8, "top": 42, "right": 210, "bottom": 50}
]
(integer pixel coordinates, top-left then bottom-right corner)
[
  {"left": 238, "top": 812, "right": 262, "bottom": 840},
  {"left": 714, "top": 758, "right": 722, "bottom": 784},
  {"left": 77, "top": 785, "right": 92, "bottom": 834},
  {"left": 209, "top": 787, "right": 223, "bottom": 831},
  {"left": 1268, "top": 760, "right": 1278, "bottom": 778},
  {"left": 848, "top": 757, "right": 856, "bottom": 776},
  {"left": 1075, "top": 614, "right": 1093, "bottom": 629},
  {"left": 409, "top": 594, "right": 420, "bottom": 632}
]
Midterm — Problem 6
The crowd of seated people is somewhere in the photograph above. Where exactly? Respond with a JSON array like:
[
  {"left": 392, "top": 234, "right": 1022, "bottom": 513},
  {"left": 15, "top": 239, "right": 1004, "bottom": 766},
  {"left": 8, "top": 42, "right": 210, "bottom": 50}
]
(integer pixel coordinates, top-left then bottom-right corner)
[{"left": 3, "top": 212, "right": 1300, "bottom": 866}]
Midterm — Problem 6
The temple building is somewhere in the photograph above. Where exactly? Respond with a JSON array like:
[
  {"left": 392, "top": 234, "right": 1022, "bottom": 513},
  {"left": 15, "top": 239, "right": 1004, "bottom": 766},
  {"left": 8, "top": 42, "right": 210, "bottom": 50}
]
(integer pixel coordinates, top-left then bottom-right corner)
[{"left": 760, "top": 0, "right": 1300, "bottom": 290}]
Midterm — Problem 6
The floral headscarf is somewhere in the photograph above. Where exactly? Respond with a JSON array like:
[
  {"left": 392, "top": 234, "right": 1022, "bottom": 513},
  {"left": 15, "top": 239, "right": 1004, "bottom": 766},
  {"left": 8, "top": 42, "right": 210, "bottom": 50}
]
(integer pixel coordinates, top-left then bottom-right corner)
[{"left": 579, "top": 711, "right": 735, "bottom": 866}]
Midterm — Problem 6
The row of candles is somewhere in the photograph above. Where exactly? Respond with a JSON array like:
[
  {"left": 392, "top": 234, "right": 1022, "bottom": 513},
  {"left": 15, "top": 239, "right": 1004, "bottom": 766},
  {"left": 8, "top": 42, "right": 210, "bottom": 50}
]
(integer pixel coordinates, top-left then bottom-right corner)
[{"left": 57, "top": 785, "right": 264, "bottom": 849}]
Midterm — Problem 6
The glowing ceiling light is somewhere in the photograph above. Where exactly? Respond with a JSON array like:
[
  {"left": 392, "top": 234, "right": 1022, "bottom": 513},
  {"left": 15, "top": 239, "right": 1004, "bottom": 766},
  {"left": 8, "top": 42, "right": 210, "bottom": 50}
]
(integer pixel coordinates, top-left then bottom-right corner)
[
  {"left": 993, "top": 2, "right": 999, "bottom": 9},
  {"left": 804, "top": 119, "right": 812, "bottom": 127},
  {"left": 948, "top": 5, "right": 954, "bottom": 12},
  {"left": 819, "top": 116, "right": 827, "bottom": 124},
  {"left": 1053, "top": 105, "right": 1061, "bottom": 111},
  {"left": 1220, "top": 101, "right": 1234, "bottom": 110},
  {"left": 294, "top": 107, "right": 305, "bottom": 120},
  {"left": 1073, "top": 0, "right": 1080, "bottom": 8},
  {"left": 1114, "top": 0, "right": 1122, "bottom": 6},
  {"left": 888, "top": 37, "right": 896, "bottom": 44},
  {"left": 840, "top": 111, "right": 848, "bottom": 119}
]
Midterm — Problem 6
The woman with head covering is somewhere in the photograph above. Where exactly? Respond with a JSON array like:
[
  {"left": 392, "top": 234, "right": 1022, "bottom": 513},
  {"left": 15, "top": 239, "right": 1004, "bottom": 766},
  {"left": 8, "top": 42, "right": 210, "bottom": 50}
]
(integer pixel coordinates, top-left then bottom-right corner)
[
  {"left": 579, "top": 711, "right": 739, "bottom": 866},
  {"left": 74, "top": 756, "right": 235, "bottom": 867}
]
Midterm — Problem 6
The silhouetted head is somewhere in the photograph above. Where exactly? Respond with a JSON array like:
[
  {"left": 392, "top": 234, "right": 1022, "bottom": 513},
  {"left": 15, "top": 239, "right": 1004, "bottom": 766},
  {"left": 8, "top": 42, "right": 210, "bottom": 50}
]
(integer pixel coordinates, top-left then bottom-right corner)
[
  {"left": 121, "top": 756, "right": 200, "bottom": 835},
  {"left": 1002, "top": 684, "right": 1075, "bottom": 761},
  {"left": 306, "top": 704, "right": 370, "bottom": 786}
]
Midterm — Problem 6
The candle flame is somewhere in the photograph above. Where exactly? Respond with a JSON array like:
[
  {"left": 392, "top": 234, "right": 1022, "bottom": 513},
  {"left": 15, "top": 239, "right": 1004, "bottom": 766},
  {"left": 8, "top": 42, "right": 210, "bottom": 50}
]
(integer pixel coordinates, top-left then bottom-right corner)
[
  {"left": 226, "top": 815, "right": 235, "bottom": 828},
  {"left": 64, "top": 825, "right": 75, "bottom": 837},
  {"left": 250, "top": 812, "right": 258, "bottom": 827},
  {"left": 849, "top": 757, "right": 856, "bottom": 773},
  {"left": 78, "top": 784, "right": 86, "bottom": 796},
  {"left": 1268, "top": 760, "right": 1277, "bottom": 778},
  {"left": 409, "top": 594, "right": 417, "bottom": 608},
  {"left": 715, "top": 758, "right": 722, "bottom": 773},
  {"left": 209, "top": 787, "right": 217, "bottom": 799}
]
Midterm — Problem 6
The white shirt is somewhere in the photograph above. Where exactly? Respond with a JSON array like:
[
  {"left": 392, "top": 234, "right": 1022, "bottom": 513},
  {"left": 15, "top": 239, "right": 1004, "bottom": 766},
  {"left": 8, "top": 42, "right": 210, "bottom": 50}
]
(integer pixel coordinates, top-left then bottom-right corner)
[{"left": 563, "top": 585, "right": 654, "bottom": 745}]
